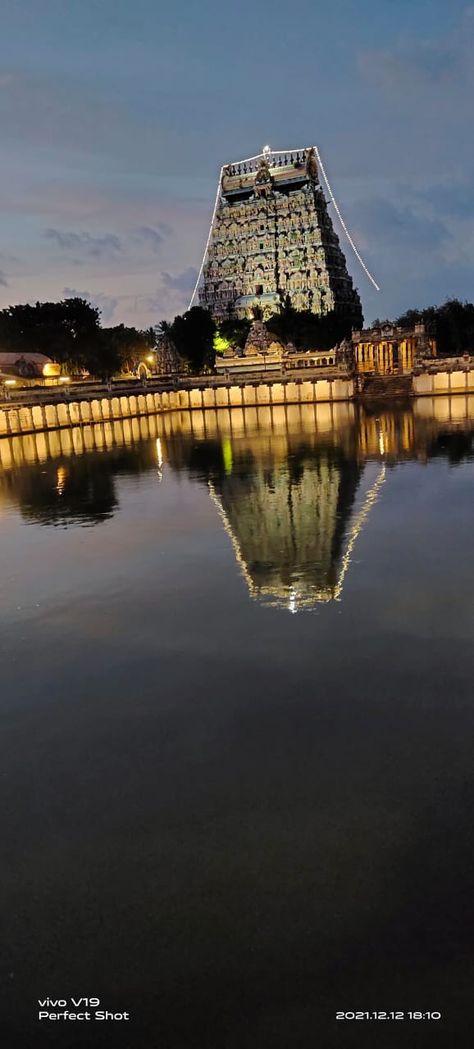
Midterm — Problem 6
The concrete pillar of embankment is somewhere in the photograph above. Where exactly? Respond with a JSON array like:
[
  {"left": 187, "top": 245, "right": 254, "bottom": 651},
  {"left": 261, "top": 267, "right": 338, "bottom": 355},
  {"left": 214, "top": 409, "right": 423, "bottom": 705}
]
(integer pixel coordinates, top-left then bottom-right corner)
[
  {"left": 91, "top": 399, "right": 102, "bottom": 423},
  {"left": 19, "top": 407, "right": 34, "bottom": 432}
]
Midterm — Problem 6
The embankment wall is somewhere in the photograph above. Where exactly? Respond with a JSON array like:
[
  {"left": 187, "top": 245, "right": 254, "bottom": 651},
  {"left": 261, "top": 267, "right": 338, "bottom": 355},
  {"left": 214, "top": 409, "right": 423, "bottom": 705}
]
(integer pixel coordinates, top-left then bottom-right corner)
[{"left": 0, "top": 377, "right": 354, "bottom": 437}]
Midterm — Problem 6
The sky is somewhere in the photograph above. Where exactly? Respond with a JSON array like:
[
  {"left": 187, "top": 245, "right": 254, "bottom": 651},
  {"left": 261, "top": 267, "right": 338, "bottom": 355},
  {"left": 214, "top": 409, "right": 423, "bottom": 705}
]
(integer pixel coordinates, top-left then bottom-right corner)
[{"left": 0, "top": 0, "right": 472, "bottom": 328}]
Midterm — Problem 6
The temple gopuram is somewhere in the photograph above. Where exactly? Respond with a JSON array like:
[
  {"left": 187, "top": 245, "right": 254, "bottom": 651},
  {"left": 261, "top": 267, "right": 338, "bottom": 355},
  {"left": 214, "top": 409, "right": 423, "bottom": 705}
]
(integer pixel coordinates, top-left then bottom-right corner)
[{"left": 198, "top": 145, "right": 362, "bottom": 324}]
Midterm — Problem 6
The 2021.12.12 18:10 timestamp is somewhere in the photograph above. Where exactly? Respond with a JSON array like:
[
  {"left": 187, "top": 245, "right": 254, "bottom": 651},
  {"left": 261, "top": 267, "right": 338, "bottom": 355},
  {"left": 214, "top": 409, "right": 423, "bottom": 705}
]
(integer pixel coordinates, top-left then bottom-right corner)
[{"left": 336, "top": 1011, "right": 442, "bottom": 1021}]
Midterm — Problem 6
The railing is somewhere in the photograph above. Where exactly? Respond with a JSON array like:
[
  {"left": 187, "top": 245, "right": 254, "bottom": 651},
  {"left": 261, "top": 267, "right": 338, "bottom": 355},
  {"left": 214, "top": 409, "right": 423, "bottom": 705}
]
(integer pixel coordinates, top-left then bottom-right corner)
[
  {"left": 225, "top": 149, "right": 310, "bottom": 177},
  {"left": 0, "top": 374, "right": 190, "bottom": 409}
]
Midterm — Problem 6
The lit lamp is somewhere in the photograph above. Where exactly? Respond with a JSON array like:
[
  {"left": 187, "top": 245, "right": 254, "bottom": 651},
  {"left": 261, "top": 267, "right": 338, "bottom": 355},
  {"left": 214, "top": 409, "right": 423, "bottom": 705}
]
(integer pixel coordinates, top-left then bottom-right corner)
[{"left": 42, "top": 362, "right": 61, "bottom": 378}]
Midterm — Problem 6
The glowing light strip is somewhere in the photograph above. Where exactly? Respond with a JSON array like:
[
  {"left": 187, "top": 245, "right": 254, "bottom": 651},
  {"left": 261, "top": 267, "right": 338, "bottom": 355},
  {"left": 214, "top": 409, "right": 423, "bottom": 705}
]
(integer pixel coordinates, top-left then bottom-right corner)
[
  {"left": 314, "top": 145, "right": 380, "bottom": 291},
  {"left": 189, "top": 165, "right": 224, "bottom": 308}
]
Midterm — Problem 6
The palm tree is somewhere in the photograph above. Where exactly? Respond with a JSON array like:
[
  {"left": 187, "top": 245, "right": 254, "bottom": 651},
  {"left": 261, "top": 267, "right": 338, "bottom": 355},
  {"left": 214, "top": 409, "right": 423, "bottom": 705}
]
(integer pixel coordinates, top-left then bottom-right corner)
[{"left": 155, "top": 320, "right": 171, "bottom": 342}]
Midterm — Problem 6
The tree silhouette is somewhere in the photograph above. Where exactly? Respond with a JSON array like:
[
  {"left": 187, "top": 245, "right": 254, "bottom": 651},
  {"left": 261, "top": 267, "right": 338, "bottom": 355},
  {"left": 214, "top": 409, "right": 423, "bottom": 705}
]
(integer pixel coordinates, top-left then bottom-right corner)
[{"left": 168, "top": 306, "right": 216, "bottom": 373}]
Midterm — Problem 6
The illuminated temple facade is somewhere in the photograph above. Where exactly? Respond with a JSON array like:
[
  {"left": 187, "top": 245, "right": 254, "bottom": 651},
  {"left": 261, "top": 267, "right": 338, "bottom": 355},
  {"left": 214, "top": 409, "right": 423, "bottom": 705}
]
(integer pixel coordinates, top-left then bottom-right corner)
[
  {"left": 199, "top": 146, "right": 362, "bottom": 324},
  {"left": 352, "top": 323, "right": 437, "bottom": 375}
]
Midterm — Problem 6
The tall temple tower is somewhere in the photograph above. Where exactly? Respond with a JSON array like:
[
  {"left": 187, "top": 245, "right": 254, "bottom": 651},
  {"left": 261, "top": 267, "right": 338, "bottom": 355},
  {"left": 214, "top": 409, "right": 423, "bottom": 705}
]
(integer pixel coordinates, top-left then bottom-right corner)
[{"left": 197, "top": 145, "right": 363, "bottom": 324}]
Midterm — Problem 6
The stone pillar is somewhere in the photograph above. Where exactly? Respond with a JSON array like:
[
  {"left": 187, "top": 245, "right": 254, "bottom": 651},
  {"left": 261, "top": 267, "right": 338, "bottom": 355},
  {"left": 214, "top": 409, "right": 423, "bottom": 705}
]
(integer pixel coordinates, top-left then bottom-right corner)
[
  {"left": 19, "top": 407, "right": 34, "bottom": 432},
  {"left": 7, "top": 409, "right": 20, "bottom": 434},
  {"left": 32, "top": 404, "right": 46, "bottom": 429},
  {"left": 80, "top": 401, "right": 91, "bottom": 423},
  {"left": 91, "top": 399, "right": 103, "bottom": 422},
  {"left": 57, "top": 403, "right": 70, "bottom": 427}
]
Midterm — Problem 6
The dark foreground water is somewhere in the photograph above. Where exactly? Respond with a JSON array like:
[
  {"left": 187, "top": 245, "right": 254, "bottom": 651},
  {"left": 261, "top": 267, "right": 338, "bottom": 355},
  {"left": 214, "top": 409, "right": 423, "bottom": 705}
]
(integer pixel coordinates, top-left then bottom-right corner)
[{"left": 1, "top": 399, "right": 473, "bottom": 1048}]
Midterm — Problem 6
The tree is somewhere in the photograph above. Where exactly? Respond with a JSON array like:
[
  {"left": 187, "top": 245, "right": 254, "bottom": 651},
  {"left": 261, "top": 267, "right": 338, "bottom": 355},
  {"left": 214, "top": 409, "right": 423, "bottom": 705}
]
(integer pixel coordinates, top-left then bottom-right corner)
[
  {"left": 395, "top": 299, "right": 474, "bottom": 357},
  {"left": 371, "top": 317, "right": 392, "bottom": 328},
  {"left": 0, "top": 298, "right": 159, "bottom": 378},
  {"left": 95, "top": 325, "right": 155, "bottom": 377},
  {"left": 217, "top": 317, "right": 251, "bottom": 350},
  {"left": 168, "top": 306, "right": 216, "bottom": 373},
  {"left": 156, "top": 320, "right": 171, "bottom": 339},
  {"left": 267, "top": 301, "right": 361, "bottom": 351},
  {"left": 0, "top": 298, "right": 100, "bottom": 368}
]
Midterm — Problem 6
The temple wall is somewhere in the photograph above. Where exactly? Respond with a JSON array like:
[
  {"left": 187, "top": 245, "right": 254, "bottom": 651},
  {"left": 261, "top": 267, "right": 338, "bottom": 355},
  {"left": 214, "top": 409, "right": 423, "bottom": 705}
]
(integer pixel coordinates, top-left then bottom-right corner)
[
  {"left": 413, "top": 370, "right": 474, "bottom": 397},
  {"left": 1, "top": 369, "right": 474, "bottom": 436}
]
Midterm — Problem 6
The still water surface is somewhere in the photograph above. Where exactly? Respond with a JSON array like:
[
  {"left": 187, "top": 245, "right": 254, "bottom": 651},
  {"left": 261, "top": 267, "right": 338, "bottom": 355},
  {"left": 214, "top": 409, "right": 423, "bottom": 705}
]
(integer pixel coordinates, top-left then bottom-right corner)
[{"left": 1, "top": 399, "right": 473, "bottom": 1047}]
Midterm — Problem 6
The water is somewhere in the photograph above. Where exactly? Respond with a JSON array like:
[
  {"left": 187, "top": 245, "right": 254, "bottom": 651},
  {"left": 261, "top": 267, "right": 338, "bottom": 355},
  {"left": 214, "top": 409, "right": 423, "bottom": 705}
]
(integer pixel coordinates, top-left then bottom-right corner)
[{"left": 1, "top": 399, "right": 473, "bottom": 1048}]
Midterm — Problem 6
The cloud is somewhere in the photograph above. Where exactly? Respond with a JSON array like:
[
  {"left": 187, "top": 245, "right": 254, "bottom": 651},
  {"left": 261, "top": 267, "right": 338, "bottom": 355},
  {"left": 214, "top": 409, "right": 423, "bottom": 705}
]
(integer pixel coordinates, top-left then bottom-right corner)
[
  {"left": 63, "top": 287, "right": 118, "bottom": 323},
  {"left": 141, "top": 269, "right": 198, "bottom": 320},
  {"left": 45, "top": 229, "right": 122, "bottom": 257},
  {"left": 160, "top": 267, "right": 197, "bottom": 293},
  {"left": 414, "top": 180, "right": 474, "bottom": 221},
  {"left": 0, "top": 66, "right": 204, "bottom": 178},
  {"left": 134, "top": 224, "right": 171, "bottom": 253},
  {"left": 356, "top": 8, "right": 474, "bottom": 99},
  {"left": 357, "top": 43, "right": 461, "bottom": 95},
  {"left": 0, "top": 270, "right": 8, "bottom": 286},
  {"left": 356, "top": 197, "right": 450, "bottom": 251}
]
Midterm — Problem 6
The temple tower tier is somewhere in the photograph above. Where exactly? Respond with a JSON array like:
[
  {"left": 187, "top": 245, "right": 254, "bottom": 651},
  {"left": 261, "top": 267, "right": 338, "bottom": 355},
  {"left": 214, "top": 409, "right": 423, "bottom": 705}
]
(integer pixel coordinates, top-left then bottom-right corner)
[{"left": 198, "top": 146, "right": 362, "bottom": 324}]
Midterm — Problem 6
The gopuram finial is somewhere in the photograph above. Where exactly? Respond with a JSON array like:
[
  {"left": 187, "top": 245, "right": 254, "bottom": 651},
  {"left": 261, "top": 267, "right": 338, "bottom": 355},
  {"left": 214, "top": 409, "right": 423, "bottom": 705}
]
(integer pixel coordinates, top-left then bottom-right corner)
[{"left": 305, "top": 146, "right": 318, "bottom": 181}]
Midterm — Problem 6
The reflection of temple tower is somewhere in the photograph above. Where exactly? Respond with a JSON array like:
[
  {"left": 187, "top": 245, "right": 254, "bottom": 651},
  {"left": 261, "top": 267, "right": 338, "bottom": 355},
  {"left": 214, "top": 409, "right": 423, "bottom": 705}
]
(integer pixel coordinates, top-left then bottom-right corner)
[
  {"left": 209, "top": 446, "right": 367, "bottom": 608},
  {"left": 197, "top": 146, "right": 362, "bottom": 323}
]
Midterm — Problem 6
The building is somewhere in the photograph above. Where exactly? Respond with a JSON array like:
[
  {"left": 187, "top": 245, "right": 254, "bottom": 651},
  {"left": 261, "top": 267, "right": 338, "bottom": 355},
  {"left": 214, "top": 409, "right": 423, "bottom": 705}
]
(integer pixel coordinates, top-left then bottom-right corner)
[
  {"left": 352, "top": 323, "right": 437, "bottom": 376},
  {"left": 214, "top": 318, "right": 341, "bottom": 377},
  {"left": 199, "top": 146, "right": 362, "bottom": 325},
  {"left": 0, "top": 351, "right": 60, "bottom": 382}
]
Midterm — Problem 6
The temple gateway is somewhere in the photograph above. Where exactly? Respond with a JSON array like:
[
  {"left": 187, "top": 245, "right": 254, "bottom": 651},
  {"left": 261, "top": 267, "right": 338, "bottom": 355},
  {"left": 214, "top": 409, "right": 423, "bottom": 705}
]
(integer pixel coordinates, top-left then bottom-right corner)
[{"left": 198, "top": 145, "right": 362, "bottom": 325}]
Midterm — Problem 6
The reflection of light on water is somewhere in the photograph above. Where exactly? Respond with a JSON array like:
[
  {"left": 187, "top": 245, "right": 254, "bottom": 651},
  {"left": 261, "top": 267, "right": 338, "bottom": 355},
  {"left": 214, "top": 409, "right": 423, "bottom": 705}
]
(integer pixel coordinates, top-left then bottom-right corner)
[
  {"left": 208, "top": 480, "right": 255, "bottom": 596},
  {"left": 209, "top": 463, "right": 386, "bottom": 612},
  {"left": 56, "top": 465, "right": 67, "bottom": 496},
  {"left": 156, "top": 437, "right": 163, "bottom": 480},
  {"left": 332, "top": 464, "right": 386, "bottom": 601},
  {"left": 222, "top": 436, "right": 233, "bottom": 475},
  {"left": 378, "top": 431, "right": 385, "bottom": 455}
]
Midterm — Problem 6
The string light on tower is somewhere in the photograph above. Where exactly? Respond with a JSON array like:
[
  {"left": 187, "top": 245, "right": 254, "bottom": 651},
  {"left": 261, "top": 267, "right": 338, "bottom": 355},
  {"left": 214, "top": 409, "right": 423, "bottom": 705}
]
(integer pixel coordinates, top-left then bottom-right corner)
[{"left": 314, "top": 145, "right": 380, "bottom": 291}]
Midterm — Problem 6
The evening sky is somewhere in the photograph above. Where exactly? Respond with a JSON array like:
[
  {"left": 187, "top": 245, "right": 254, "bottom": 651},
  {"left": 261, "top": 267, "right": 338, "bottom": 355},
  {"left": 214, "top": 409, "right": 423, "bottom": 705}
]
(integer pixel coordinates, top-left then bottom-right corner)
[{"left": 0, "top": 0, "right": 472, "bottom": 326}]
